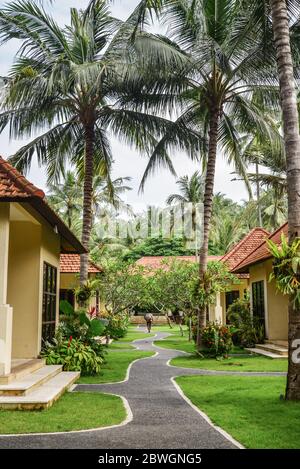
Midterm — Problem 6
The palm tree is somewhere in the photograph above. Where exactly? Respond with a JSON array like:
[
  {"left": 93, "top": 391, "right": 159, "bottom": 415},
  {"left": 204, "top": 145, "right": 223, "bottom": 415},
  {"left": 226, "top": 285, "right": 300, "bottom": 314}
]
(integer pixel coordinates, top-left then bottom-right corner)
[
  {"left": 47, "top": 171, "right": 82, "bottom": 230},
  {"left": 134, "top": 0, "right": 279, "bottom": 347},
  {"left": 242, "top": 0, "right": 300, "bottom": 400},
  {"left": 0, "top": 0, "right": 187, "bottom": 284},
  {"left": 166, "top": 171, "right": 204, "bottom": 256},
  {"left": 90, "top": 175, "right": 133, "bottom": 220}
]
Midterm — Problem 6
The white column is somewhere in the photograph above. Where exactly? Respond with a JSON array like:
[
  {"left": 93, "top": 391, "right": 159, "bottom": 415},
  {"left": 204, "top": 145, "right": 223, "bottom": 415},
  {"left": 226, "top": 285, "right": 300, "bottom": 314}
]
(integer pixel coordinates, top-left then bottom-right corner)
[{"left": 0, "top": 203, "right": 12, "bottom": 376}]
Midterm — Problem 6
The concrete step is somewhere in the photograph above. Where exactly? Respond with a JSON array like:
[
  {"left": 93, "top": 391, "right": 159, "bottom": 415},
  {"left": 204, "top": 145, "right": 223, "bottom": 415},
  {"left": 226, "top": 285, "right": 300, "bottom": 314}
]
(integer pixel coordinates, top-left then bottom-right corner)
[
  {"left": 0, "top": 371, "right": 80, "bottom": 410},
  {"left": 255, "top": 343, "right": 288, "bottom": 357},
  {"left": 0, "top": 365, "right": 63, "bottom": 396},
  {"left": 265, "top": 340, "right": 288, "bottom": 347},
  {"left": 245, "top": 347, "right": 286, "bottom": 359},
  {"left": 0, "top": 359, "right": 46, "bottom": 385}
]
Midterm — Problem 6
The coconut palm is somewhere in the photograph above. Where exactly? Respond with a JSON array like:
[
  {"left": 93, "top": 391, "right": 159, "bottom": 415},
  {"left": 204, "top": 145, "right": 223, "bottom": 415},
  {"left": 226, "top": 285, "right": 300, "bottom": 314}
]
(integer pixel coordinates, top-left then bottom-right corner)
[
  {"left": 0, "top": 0, "right": 190, "bottom": 283},
  {"left": 133, "top": 0, "right": 279, "bottom": 347},
  {"left": 47, "top": 171, "right": 82, "bottom": 230}
]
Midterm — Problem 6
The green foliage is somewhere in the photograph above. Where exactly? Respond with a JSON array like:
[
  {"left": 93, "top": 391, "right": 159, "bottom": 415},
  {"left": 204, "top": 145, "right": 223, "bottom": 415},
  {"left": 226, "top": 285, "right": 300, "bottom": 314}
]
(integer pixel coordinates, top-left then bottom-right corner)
[
  {"left": 75, "top": 280, "right": 98, "bottom": 307},
  {"left": 41, "top": 337, "right": 103, "bottom": 375},
  {"left": 105, "top": 312, "right": 130, "bottom": 339},
  {"left": 122, "top": 236, "right": 193, "bottom": 262},
  {"left": 59, "top": 300, "right": 106, "bottom": 356},
  {"left": 201, "top": 323, "right": 233, "bottom": 358},
  {"left": 268, "top": 234, "right": 300, "bottom": 308},
  {"left": 227, "top": 297, "right": 264, "bottom": 347}
]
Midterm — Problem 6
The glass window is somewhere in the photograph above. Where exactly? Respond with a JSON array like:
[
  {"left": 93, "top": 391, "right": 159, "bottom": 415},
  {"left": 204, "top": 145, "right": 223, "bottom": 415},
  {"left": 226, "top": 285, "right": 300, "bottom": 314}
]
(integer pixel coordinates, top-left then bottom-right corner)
[{"left": 42, "top": 262, "right": 57, "bottom": 343}]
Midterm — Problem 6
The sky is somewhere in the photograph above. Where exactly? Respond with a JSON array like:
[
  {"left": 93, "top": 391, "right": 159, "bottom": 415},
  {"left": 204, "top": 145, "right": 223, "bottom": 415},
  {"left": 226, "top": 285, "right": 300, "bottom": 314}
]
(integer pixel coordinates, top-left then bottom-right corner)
[{"left": 0, "top": 0, "right": 249, "bottom": 212}]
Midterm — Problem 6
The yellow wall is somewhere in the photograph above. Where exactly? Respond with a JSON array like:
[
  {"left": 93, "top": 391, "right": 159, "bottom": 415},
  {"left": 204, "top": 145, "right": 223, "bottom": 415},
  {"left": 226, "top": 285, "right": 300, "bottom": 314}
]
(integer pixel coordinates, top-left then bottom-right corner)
[
  {"left": 249, "top": 260, "right": 288, "bottom": 341},
  {"left": 7, "top": 221, "right": 41, "bottom": 358},
  {"left": 7, "top": 203, "right": 61, "bottom": 359},
  {"left": 60, "top": 272, "right": 98, "bottom": 310}
]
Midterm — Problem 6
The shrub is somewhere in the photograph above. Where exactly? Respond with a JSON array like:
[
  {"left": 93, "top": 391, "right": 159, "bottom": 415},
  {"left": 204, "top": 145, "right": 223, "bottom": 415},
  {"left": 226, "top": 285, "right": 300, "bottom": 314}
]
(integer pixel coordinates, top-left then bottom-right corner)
[
  {"left": 59, "top": 300, "right": 107, "bottom": 357},
  {"left": 41, "top": 336, "right": 103, "bottom": 375},
  {"left": 201, "top": 322, "right": 233, "bottom": 357},
  {"left": 227, "top": 298, "right": 265, "bottom": 347},
  {"left": 106, "top": 312, "right": 130, "bottom": 339}
]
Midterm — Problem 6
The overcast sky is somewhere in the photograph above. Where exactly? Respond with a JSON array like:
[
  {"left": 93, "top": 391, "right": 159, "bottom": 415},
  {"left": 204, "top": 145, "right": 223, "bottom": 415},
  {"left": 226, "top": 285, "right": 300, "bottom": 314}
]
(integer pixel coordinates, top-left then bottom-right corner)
[{"left": 0, "top": 0, "right": 249, "bottom": 212}]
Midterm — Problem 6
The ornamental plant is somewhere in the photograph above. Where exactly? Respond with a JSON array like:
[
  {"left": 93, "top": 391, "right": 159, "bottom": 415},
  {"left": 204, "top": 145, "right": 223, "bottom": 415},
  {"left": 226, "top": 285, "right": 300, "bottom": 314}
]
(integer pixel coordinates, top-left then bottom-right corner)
[
  {"left": 201, "top": 322, "right": 233, "bottom": 358},
  {"left": 41, "top": 336, "right": 103, "bottom": 375},
  {"left": 267, "top": 234, "right": 300, "bottom": 308}
]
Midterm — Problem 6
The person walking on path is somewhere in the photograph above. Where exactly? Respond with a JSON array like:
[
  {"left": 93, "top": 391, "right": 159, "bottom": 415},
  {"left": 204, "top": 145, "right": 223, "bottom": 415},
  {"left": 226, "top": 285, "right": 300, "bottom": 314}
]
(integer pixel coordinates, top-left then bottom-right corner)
[{"left": 144, "top": 312, "right": 154, "bottom": 333}]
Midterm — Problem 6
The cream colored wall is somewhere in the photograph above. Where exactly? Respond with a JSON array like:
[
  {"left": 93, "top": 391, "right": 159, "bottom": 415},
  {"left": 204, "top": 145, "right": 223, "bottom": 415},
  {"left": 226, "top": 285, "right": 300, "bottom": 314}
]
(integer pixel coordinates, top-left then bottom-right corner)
[
  {"left": 7, "top": 203, "right": 61, "bottom": 359},
  {"left": 7, "top": 220, "right": 42, "bottom": 358},
  {"left": 60, "top": 272, "right": 98, "bottom": 310},
  {"left": 249, "top": 260, "right": 288, "bottom": 341}
]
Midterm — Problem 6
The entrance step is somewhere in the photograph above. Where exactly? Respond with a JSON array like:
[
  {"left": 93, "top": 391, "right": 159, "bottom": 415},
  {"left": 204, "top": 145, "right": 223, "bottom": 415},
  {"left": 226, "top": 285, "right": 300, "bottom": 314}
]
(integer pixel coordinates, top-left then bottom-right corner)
[
  {"left": 255, "top": 343, "right": 288, "bottom": 357},
  {"left": 0, "top": 359, "right": 46, "bottom": 385},
  {"left": 0, "top": 365, "right": 63, "bottom": 396},
  {"left": 0, "top": 371, "right": 80, "bottom": 410},
  {"left": 245, "top": 347, "right": 286, "bottom": 359}
]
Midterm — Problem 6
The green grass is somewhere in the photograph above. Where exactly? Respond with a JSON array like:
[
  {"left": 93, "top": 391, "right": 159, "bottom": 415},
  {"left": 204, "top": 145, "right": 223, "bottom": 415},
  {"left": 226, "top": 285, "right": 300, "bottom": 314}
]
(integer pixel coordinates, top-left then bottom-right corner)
[
  {"left": 78, "top": 350, "right": 154, "bottom": 384},
  {"left": 108, "top": 341, "right": 135, "bottom": 350},
  {"left": 120, "top": 331, "right": 155, "bottom": 342},
  {"left": 176, "top": 375, "right": 300, "bottom": 448},
  {"left": 171, "top": 354, "right": 287, "bottom": 372},
  {"left": 0, "top": 392, "right": 125, "bottom": 435},
  {"left": 155, "top": 333, "right": 196, "bottom": 354}
]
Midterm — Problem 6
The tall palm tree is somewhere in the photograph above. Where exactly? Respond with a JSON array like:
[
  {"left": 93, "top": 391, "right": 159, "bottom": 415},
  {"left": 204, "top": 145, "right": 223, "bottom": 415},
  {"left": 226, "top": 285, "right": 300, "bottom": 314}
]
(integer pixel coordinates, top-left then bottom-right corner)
[
  {"left": 47, "top": 171, "right": 82, "bottom": 230},
  {"left": 0, "top": 0, "right": 188, "bottom": 284},
  {"left": 166, "top": 171, "right": 204, "bottom": 255},
  {"left": 134, "top": 0, "right": 279, "bottom": 347},
  {"left": 243, "top": 0, "right": 300, "bottom": 399}
]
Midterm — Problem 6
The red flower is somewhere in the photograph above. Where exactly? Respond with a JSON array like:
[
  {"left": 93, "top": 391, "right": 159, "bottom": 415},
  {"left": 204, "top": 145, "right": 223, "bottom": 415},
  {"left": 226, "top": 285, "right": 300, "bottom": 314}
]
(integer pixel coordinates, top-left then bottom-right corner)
[{"left": 67, "top": 336, "right": 73, "bottom": 348}]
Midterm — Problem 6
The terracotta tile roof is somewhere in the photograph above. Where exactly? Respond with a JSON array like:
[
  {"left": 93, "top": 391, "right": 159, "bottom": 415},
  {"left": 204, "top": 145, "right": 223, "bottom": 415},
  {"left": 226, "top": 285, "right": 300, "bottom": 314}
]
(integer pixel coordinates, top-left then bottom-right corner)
[
  {"left": 0, "top": 156, "right": 86, "bottom": 253},
  {"left": 136, "top": 255, "right": 222, "bottom": 269},
  {"left": 0, "top": 156, "right": 45, "bottom": 199},
  {"left": 60, "top": 254, "right": 102, "bottom": 274},
  {"left": 233, "top": 223, "right": 288, "bottom": 272},
  {"left": 221, "top": 228, "right": 270, "bottom": 272}
]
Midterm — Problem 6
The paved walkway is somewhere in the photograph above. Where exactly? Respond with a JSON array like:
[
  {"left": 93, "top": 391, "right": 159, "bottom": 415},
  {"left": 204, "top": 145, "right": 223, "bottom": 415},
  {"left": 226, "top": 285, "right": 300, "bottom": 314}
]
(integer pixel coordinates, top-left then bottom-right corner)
[{"left": 0, "top": 329, "right": 285, "bottom": 449}]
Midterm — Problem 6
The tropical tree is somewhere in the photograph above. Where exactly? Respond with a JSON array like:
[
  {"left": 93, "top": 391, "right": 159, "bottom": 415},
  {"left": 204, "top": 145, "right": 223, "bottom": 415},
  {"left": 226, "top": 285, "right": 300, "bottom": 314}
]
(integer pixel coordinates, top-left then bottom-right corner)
[
  {"left": 243, "top": 0, "right": 300, "bottom": 399},
  {"left": 133, "top": 0, "right": 279, "bottom": 348},
  {"left": 47, "top": 171, "right": 82, "bottom": 230},
  {"left": 0, "top": 0, "right": 188, "bottom": 283}
]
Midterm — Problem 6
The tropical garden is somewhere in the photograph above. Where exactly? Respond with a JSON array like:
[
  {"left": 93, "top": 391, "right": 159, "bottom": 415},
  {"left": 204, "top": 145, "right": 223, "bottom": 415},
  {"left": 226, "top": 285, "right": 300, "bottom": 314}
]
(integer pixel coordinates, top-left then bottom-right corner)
[{"left": 0, "top": 0, "right": 300, "bottom": 449}]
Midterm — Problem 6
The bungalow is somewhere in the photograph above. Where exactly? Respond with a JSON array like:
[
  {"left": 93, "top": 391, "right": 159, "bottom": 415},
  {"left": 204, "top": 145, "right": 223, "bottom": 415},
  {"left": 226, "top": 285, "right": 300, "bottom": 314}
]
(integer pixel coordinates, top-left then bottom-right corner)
[
  {"left": 134, "top": 228, "right": 268, "bottom": 324},
  {"left": 233, "top": 222, "right": 289, "bottom": 355},
  {"left": 59, "top": 253, "right": 103, "bottom": 311},
  {"left": 0, "top": 156, "right": 85, "bottom": 406}
]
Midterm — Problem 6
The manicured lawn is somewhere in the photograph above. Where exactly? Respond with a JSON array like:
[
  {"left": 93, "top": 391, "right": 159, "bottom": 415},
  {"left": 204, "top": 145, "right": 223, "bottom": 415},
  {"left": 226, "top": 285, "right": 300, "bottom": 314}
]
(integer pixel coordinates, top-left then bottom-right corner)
[
  {"left": 78, "top": 350, "right": 154, "bottom": 384},
  {"left": 0, "top": 392, "right": 125, "bottom": 435},
  {"left": 171, "top": 354, "right": 287, "bottom": 372},
  {"left": 155, "top": 332, "right": 196, "bottom": 354},
  {"left": 108, "top": 341, "right": 135, "bottom": 350},
  {"left": 120, "top": 331, "right": 155, "bottom": 342},
  {"left": 175, "top": 375, "right": 300, "bottom": 449}
]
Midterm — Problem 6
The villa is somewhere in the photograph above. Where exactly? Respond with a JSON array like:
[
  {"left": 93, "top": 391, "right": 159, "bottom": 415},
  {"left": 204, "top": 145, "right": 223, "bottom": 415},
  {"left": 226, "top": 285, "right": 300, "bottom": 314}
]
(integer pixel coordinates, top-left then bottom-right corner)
[
  {"left": 233, "top": 222, "right": 289, "bottom": 357},
  {"left": 0, "top": 157, "right": 84, "bottom": 407}
]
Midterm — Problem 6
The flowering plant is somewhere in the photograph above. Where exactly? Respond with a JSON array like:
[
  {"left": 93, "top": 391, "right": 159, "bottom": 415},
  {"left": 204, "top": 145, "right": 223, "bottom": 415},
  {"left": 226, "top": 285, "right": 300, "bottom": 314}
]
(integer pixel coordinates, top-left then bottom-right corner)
[{"left": 201, "top": 322, "right": 233, "bottom": 357}]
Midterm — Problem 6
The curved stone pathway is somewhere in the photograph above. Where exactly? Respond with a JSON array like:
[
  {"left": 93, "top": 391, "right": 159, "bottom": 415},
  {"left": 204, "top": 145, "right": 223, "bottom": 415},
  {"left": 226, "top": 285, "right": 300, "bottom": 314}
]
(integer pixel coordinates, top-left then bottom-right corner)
[{"left": 0, "top": 329, "right": 286, "bottom": 449}]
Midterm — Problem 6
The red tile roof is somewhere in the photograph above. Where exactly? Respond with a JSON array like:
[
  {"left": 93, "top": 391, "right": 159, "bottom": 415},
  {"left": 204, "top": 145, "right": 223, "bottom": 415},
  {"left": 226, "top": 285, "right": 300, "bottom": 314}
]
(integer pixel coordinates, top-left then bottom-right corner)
[
  {"left": 0, "top": 156, "right": 45, "bottom": 199},
  {"left": 60, "top": 254, "right": 102, "bottom": 274},
  {"left": 0, "top": 156, "right": 86, "bottom": 253},
  {"left": 221, "top": 228, "right": 269, "bottom": 271},
  {"left": 233, "top": 223, "right": 288, "bottom": 272},
  {"left": 136, "top": 255, "right": 222, "bottom": 269}
]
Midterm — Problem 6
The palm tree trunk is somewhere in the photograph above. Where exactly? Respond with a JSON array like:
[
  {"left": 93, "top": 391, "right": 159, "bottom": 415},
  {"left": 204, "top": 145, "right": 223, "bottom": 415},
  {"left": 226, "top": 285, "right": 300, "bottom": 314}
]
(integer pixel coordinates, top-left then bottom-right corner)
[
  {"left": 80, "top": 124, "right": 95, "bottom": 284},
  {"left": 271, "top": 0, "right": 300, "bottom": 400},
  {"left": 196, "top": 108, "right": 220, "bottom": 349},
  {"left": 256, "top": 162, "right": 263, "bottom": 227}
]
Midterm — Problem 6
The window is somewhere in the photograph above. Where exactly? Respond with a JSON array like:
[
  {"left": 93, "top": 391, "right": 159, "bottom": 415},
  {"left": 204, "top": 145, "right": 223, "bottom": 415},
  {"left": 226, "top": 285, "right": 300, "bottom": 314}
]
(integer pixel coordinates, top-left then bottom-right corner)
[
  {"left": 225, "top": 290, "right": 240, "bottom": 310},
  {"left": 252, "top": 280, "right": 265, "bottom": 331},
  {"left": 42, "top": 262, "right": 57, "bottom": 343},
  {"left": 59, "top": 289, "right": 75, "bottom": 309}
]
